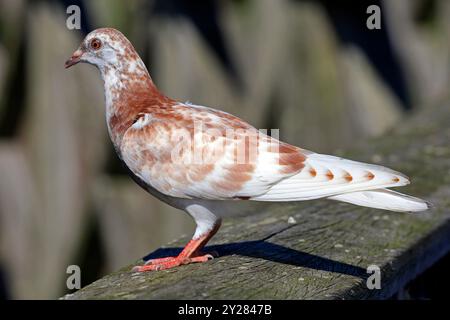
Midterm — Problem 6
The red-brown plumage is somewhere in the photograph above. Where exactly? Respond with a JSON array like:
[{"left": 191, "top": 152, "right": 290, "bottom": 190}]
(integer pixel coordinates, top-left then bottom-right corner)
[
  {"left": 366, "top": 171, "right": 375, "bottom": 180},
  {"left": 94, "top": 30, "right": 309, "bottom": 198},
  {"left": 107, "top": 79, "right": 176, "bottom": 148}
]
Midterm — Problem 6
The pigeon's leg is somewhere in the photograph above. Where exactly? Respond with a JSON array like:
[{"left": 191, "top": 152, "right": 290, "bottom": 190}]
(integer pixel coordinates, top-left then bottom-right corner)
[
  {"left": 133, "top": 220, "right": 221, "bottom": 272},
  {"left": 141, "top": 219, "right": 220, "bottom": 266}
]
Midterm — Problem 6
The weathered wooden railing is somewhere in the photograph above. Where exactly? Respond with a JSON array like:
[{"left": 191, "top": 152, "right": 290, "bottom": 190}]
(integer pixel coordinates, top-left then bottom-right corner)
[{"left": 64, "top": 100, "right": 450, "bottom": 299}]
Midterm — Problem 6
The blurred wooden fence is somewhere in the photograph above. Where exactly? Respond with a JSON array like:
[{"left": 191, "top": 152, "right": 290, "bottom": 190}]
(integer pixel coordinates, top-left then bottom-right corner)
[{"left": 0, "top": 0, "right": 448, "bottom": 299}]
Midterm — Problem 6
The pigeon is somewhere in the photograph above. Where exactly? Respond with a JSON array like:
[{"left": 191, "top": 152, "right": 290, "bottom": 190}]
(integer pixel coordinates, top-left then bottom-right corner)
[{"left": 65, "top": 28, "right": 430, "bottom": 272}]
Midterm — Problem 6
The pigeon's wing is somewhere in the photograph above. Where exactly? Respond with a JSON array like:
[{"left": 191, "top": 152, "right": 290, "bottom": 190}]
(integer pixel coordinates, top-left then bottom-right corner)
[
  {"left": 120, "top": 104, "right": 409, "bottom": 201},
  {"left": 120, "top": 106, "right": 307, "bottom": 200}
]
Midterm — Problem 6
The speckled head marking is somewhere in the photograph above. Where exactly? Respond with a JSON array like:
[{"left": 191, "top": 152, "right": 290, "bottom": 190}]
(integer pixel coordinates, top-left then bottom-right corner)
[
  {"left": 66, "top": 28, "right": 143, "bottom": 74},
  {"left": 66, "top": 28, "right": 172, "bottom": 148}
]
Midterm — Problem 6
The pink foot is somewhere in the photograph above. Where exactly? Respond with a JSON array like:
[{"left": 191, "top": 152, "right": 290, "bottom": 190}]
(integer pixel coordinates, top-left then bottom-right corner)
[
  {"left": 132, "top": 253, "right": 215, "bottom": 272},
  {"left": 143, "top": 256, "right": 176, "bottom": 265},
  {"left": 133, "top": 221, "right": 221, "bottom": 272}
]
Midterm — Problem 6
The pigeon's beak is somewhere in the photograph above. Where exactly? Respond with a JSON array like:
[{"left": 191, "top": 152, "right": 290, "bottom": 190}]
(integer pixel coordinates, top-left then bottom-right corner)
[{"left": 65, "top": 49, "right": 84, "bottom": 69}]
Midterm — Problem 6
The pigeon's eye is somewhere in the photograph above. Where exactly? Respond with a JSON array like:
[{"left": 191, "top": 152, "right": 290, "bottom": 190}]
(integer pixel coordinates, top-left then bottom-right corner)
[{"left": 90, "top": 38, "right": 102, "bottom": 50}]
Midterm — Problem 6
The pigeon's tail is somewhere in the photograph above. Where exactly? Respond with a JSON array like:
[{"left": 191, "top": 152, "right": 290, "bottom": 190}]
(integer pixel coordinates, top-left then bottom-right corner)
[
  {"left": 328, "top": 189, "right": 430, "bottom": 212},
  {"left": 250, "top": 153, "right": 430, "bottom": 212},
  {"left": 251, "top": 153, "right": 411, "bottom": 202}
]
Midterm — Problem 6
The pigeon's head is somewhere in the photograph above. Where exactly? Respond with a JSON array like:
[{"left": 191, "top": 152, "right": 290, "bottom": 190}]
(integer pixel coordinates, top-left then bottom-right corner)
[{"left": 65, "top": 28, "right": 140, "bottom": 70}]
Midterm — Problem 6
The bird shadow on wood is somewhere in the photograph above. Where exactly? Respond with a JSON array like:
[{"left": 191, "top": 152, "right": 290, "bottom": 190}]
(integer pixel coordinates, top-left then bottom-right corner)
[{"left": 143, "top": 240, "right": 368, "bottom": 279}]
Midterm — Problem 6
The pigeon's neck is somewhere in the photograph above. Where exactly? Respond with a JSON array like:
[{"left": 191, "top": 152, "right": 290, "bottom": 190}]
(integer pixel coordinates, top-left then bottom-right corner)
[{"left": 100, "top": 59, "right": 169, "bottom": 150}]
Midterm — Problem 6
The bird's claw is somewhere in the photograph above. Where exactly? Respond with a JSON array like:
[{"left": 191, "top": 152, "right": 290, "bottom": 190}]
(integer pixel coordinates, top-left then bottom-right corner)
[
  {"left": 132, "top": 252, "right": 216, "bottom": 272},
  {"left": 143, "top": 256, "right": 175, "bottom": 265}
]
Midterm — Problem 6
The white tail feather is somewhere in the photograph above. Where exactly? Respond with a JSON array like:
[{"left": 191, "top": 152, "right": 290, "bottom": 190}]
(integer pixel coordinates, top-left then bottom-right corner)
[
  {"left": 328, "top": 189, "right": 430, "bottom": 212},
  {"left": 252, "top": 153, "right": 410, "bottom": 201}
]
